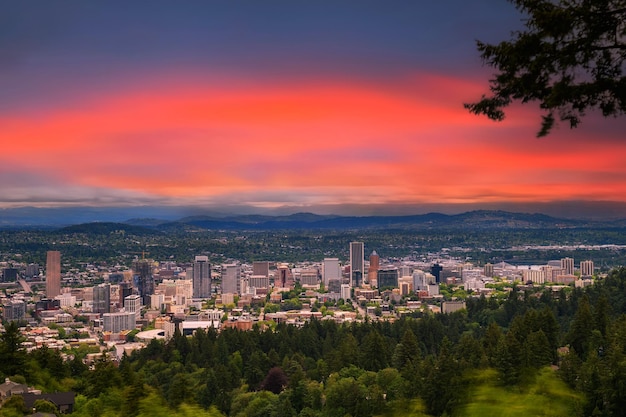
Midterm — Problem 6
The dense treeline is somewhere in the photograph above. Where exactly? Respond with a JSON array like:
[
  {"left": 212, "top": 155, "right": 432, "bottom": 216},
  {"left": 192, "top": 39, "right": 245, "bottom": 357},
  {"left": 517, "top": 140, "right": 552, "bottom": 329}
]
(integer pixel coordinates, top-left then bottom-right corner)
[
  {"left": 5, "top": 269, "right": 626, "bottom": 415},
  {"left": 2, "top": 227, "right": 626, "bottom": 267}
]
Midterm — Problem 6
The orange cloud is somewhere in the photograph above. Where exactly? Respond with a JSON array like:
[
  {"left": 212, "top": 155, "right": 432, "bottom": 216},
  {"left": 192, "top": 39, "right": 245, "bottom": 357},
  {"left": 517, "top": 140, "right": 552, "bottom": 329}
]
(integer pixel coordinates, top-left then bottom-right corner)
[{"left": 1, "top": 71, "right": 625, "bottom": 207}]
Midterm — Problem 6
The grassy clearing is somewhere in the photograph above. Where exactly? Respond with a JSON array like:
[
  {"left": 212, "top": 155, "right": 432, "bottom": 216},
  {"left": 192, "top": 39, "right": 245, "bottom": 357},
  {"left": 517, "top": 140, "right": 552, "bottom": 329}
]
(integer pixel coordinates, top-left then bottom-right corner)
[
  {"left": 458, "top": 368, "right": 584, "bottom": 417},
  {"left": 379, "top": 368, "right": 583, "bottom": 417}
]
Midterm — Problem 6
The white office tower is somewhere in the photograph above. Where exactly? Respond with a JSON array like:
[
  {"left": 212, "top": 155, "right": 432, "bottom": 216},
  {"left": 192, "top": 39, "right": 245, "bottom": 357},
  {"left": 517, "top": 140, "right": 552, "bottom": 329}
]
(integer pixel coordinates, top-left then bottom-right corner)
[
  {"left": 222, "top": 264, "right": 241, "bottom": 295},
  {"left": 192, "top": 256, "right": 211, "bottom": 299},
  {"left": 151, "top": 293, "right": 165, "bottom": 310},
  {"left": 413, "top": 270, "right": 428, "bottom": 291},
  {"left": 350, "top": 242, "right": 364, "bottom": 287},
  {"left": 124, "top": 294, "right": 142, "bottom": 319},
  {"left": 340, "top": 284, "right": 352, "bottom": 301},
  {"left": 561, "top": 257, "right": 574, "bottom": 275},
  {"left": 323, "top": 258, "right": 341, "bottom": 286},
  {"left": 580, "top": 260, "right": 594, "bottom": 277},
  {"left": 103, "top": 312, "right": 136, "bottom": 333}
]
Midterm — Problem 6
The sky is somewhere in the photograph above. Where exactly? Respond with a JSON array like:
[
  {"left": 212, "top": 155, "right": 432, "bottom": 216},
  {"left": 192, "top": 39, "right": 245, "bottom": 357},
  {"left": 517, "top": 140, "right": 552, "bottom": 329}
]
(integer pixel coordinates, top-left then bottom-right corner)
[{"left": 2, "top": 1, "right": 626, "bottom": 217}]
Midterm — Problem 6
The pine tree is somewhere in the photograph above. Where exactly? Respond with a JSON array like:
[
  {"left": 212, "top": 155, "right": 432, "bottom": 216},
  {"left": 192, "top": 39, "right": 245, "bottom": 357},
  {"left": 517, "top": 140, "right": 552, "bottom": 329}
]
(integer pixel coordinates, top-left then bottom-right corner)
[
  {"left": 568, "top": 294, "right": 594, "bottom": 359},
  {"left": 0, "top": 321, "right": 26, "bottom": 377}
]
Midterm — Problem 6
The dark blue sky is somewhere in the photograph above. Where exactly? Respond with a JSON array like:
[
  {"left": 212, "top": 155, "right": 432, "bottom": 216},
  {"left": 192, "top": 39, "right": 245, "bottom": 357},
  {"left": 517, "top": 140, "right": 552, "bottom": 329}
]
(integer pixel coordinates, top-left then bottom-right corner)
[
  {"left": 1, "top": 1, "right": 521, "bottom": 111},
  {"left": 3, "top": 1, "right": 626, "bottom": 217}
]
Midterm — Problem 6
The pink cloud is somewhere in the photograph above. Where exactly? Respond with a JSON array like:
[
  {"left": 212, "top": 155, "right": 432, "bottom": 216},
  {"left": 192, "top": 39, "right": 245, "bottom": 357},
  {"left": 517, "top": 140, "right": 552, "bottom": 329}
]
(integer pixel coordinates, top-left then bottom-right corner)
[{"left": 1, "top": 71, "right": 625, "bottom": 207}]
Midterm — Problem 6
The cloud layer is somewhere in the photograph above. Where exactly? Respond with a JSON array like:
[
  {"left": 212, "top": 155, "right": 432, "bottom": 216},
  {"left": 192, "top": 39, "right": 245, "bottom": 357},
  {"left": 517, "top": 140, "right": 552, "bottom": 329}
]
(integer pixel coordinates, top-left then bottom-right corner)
[{"left": 2, "top": 2, "right": 626, "bottom": 212}]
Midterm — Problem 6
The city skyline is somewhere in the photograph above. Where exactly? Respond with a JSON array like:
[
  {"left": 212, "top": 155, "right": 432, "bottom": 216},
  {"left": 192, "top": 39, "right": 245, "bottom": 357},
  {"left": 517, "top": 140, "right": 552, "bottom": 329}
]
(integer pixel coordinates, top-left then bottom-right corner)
[{"left": 2, "top": 2, "right": 626, "bottom": 217}]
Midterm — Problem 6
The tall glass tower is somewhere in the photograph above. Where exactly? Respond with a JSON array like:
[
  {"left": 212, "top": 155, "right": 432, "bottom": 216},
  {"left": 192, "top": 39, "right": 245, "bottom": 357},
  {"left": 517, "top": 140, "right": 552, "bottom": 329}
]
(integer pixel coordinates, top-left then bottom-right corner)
[
  {"left": 192, "top": 256, "right": 211, "bottom": 299},
  {"left": 350, "top": 242, "right": 364, "bottom": 287}
]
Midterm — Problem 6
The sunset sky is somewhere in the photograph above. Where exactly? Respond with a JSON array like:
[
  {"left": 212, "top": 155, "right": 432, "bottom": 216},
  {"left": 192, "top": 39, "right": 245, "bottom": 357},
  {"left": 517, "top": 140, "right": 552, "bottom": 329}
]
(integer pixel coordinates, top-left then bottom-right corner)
[{"left": 2, "top": 1, "right": 626, "bottom": 216}]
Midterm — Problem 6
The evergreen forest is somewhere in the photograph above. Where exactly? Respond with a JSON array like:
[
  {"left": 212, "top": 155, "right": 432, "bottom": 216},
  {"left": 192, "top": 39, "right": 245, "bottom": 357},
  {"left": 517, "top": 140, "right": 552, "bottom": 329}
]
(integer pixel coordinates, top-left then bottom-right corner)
[{"left": 5, "top": 268, "right": 626, "bottom": 416}]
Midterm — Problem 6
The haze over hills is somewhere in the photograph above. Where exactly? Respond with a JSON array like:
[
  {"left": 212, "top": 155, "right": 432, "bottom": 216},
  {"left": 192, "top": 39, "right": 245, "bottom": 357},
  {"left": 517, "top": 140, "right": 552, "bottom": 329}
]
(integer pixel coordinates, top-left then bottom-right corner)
[
  {"left": 21, "top": 210, "right": 626, "bottom": 233},
  {"left": 2, "top": 202, "right": 626, "bottom": 229},
  {"left": 150, "top": 210, "right": 580, "bottom": 231}
]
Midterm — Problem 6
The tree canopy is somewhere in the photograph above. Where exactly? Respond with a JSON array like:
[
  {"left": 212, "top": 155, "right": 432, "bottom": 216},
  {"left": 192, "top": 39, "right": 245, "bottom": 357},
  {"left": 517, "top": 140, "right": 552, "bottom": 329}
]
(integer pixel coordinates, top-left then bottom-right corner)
[
  {"left": 11, "top": 268, "right": 626, "bottom": 416},
  {"left": 465, "top": 0, "right": 626, "bottom": 136}
]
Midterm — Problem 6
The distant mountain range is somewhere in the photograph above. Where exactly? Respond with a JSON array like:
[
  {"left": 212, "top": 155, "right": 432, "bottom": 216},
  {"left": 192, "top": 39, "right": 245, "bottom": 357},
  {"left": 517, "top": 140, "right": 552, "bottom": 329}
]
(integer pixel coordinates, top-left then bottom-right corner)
[
  {"left": 145, "top": 210, "right": 576, "bottom": 231},
  {"left": 32, "top": 210, "right": 625, "bottom": 234},
  {"left": 0, "top": 206, "right": 185, "bottom": 228},
  {"left": 3, "top": 205, "right": 626, "bottom": 231}
]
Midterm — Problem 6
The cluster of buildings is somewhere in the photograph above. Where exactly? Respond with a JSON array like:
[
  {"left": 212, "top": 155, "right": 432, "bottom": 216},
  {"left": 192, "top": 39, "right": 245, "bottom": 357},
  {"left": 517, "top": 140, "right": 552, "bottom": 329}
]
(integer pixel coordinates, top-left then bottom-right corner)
[{"left": 1, "top": 244, "right": 598, "bottom": 353}]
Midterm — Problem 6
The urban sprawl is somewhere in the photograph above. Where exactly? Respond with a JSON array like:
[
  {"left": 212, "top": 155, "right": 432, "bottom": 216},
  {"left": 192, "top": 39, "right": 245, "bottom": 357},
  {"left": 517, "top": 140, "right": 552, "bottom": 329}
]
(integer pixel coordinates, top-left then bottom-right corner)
[{"left": 1, "top": 241, "right": 599, "bottom": 361}]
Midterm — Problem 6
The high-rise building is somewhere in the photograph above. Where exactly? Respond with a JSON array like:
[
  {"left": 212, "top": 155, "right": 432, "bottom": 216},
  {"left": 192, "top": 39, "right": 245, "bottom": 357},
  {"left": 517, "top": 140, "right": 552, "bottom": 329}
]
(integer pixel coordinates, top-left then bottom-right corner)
[
  {"left": 151, "top": 293, "right": 165, "bottom": 310},
  {"left": 299, "top": 269, "right": 319, "bottom": 287},
  {"left": 46, "top": 250, "right": 61, "bottom": 298},
  {"left": 399, "top": 265, "right": 411, "bottom": 278},
  {"left": 484, "top": 263, "right": 494, "bottom": 278},
  {"left": 523, "top": 269, "right": 545, "bottom": 284},
  {"left": 191, "top": 256, "right": 211, "bottom": 299},
  {"left": 2, "top": 268, "right": 18, "bottom": 282},
  {"left": 176, "top": 279, "right": 193, "bottom": 305},
  {"left": 327, "top": 279, "right": 342, "bottom": 293},
  {"left": 124, "top": 294, "right": 142, "bottom": 319},
  {"left": 350, "top": 242, "right": 364, "bottom": 287},
  {"left": 25, "top": 263, "right": 39, "bottom": 278},
  {"left": 249, "top": 275, "right": 270, "bottom": 291},
  {"left": 119, "top": 282, "right": 133, "bottom": 307},
  {"left": 546, "top": 267, "right": 565, "bottom": 282},
  {"left": 275, "top": 263, "right": 292, "bottom": 289},
  {"left": 323, "top": 258, "right": 341, "bottom": 286},
  {"left": 3, "top": 300, "right": 26, "bottom": 322},
  {"left": 368, "top": 250, "right": 379, "bottom": 287},
  {"left": 561, "top": 257, "right": 574, "bottom": 275},
  {"left": 431, "top": 264, "right": 443, "bottom": 283},
  {"left": 133, "top": 260, "right": 154, "bottom": 305},
  {"left": 377, "top": 267, "right": 399, "bottom": 289},
  {"left": 103, "top": 311, "right": 136, "bottom": 333},
  {"left": 413, "top": 270, "right": 430, "bottom": 291},
  {"left": 580, "top": 260, "right": 594, "bottom": 277},
  {"left": 340, "top": 284, "right": 352, "bottom": 301},
  {"left": 93, "top": 284, "right": 111, "bottom": 314},
  {"left": 55, "top": 293, "right": 76, "bottom": 308},
  {"left": 222, "top": 264, "right": 241, "bottom": 294},
  {"left": 253, "top": 261, "right": 270, "bottom": 277}
]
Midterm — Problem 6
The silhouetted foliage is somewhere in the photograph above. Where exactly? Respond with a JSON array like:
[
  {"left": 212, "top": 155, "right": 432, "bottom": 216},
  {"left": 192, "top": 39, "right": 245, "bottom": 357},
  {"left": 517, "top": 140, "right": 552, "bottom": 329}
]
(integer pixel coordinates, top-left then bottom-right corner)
[{"left": 466, "top": 0, "right": 626, "bottom": 136}]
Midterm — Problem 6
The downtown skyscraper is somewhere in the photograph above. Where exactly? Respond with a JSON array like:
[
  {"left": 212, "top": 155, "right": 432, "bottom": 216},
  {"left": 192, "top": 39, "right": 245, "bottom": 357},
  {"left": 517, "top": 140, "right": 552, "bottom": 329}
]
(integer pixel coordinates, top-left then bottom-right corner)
[
  {"left": 46, "top": 250, "right": 61, "bottom": 299},
  {"left": 368, "top": 250, "right": 380, "bottom": 287},
  {"left": 192, "top": 256, "right": 211, "bottom": 299},
  {"left": 93, "top": 283, "right": 111, "bottom": 314},
  {"left": 133, "top": 259, "right": 154, "bottom": 305},
  {"left": 222, "top": 263, "right": 241, "bottom": 295},
  {"left": 350, "top": 242, "right": 364, "bottom": 287}
]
